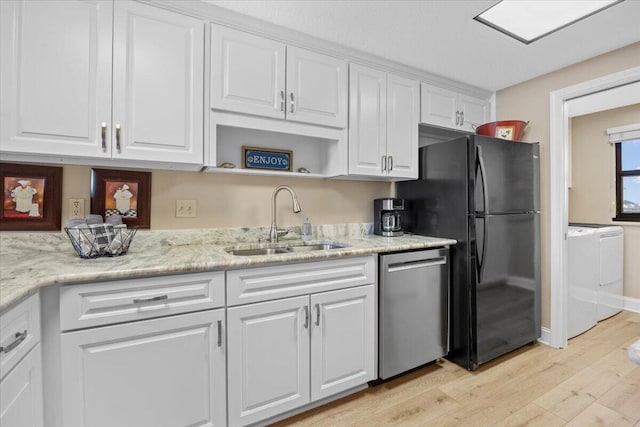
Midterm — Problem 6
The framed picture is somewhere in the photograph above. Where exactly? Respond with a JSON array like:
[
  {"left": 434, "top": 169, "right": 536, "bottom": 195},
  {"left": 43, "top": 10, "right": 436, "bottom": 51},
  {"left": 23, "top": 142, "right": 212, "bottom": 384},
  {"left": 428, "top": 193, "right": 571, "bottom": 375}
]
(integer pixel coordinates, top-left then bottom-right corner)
[
  {"left": 0, "top": 163, "right": 62, "bottom": 231},
  {"left": 90, "top": 168, "right": 151, "bottom": 229},
  {"left": 242, "top": 146, "right": 293, "bottom": 172}
]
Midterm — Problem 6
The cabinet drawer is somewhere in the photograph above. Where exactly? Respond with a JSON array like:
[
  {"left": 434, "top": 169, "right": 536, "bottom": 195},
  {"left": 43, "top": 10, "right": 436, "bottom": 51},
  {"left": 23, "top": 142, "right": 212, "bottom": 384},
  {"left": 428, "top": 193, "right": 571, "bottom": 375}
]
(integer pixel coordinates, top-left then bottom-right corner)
[
  {"left": 0, "top": 293, "right": 40, "bottom": 380},
  {"left": 226, "top": 256, "right": 375, "bottom": 306},
  {"left": 60, "top": 271, "right": 225, "bottom": 331}
]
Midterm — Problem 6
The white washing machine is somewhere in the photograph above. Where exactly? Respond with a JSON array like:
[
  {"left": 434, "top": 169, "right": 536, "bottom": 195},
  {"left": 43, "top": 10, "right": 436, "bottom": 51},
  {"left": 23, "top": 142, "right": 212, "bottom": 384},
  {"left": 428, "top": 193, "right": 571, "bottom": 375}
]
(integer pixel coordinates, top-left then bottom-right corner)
[
  {"left": 570, "top": 224, "right": 624, "bottom": 321},
  {"left": 595, "top": 226, "right": 624, "bottom": 320},
  {"left": 567, "top": 226, "right": 599, "bottom": 338}
]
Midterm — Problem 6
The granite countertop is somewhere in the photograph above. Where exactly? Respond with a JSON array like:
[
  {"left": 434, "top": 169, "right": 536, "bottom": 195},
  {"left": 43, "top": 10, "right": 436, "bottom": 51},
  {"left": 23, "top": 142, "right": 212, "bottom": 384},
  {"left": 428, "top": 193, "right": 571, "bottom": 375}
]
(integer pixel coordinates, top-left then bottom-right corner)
[{"left": 0, "top": 224, "right": 456, "bottom": 312}]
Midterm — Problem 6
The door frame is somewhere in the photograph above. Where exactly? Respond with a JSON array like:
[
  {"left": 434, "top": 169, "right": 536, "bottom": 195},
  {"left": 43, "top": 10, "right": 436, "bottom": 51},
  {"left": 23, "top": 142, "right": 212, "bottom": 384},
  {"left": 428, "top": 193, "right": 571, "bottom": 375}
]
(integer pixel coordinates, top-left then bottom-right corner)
[{"left": 548, "top": 66, "right": 640, "bottom": 348}]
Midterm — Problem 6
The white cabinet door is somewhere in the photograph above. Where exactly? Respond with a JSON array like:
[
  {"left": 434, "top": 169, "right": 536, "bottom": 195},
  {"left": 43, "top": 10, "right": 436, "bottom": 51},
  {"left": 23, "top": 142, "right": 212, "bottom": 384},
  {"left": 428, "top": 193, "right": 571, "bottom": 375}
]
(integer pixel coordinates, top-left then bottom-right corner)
[
  {"left": 310, "top": 285, "right": 375, "bottom": 401},
  {"left": 421, "top": 83, "right": 490, "bottom": 132},
  {"left": 227, "top": 296, "right": 310, "bottom": 426},
  {"left": 386, "top": 74, "right": 419, "bottom": 179},
  {"left": 61, "top": 309, "right": 225, "bottom": 427},
  {"left": 0, "top": 345, "right": 43, "bottom": 427},
  {"left": 420, "top": 83, "right": 458, "bottom": 129},
  {"left": 348, "top": 64, "right": 387, "bottom": 177},
  {"left": 112, "top": 1, "right": 204, "bottom": 165},
  {"left": 0, "top": 0, "right": 113, "bottom": 158},
  {"left": 286, "top": 47, "right": 347, "bottom": 128},
  {"left": 459, "top": 94, "right": 490, "bottom": 132},
  {"left": 211, "top": 24, "right": 286, "bottom": 120}
]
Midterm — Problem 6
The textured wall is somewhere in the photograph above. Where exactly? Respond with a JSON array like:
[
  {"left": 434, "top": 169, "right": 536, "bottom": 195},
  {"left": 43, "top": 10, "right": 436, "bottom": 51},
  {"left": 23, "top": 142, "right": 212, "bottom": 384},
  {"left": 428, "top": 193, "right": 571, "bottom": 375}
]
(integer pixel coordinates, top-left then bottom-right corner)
[
  {"left": 496, "top": 41, "right": 640, "bottom": 328},
  {"left": 60, "top": 166, "right": 391, "bottom": 230}
]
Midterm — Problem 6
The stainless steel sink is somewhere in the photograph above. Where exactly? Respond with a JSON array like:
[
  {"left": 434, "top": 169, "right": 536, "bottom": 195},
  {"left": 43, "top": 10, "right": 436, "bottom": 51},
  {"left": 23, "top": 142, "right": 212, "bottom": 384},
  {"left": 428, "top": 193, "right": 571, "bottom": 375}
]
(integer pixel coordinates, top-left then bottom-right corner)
[
  {"left": 226, "top": 247, "right": 291, "bottom": 256},
  {"left": 225, "top": 241, "right": 349, "bottom": 256},
  {"left": 286, "top": 243, "right": 346, "bottom": 252}
]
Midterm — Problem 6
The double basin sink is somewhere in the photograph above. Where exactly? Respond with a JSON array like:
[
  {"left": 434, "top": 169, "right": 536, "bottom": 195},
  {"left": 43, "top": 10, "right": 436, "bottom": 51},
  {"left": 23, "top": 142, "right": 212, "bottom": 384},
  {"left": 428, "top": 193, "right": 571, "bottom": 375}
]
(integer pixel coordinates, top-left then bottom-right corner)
[{"left": 226, "top": 241, "right": 349, "bottom": 256}]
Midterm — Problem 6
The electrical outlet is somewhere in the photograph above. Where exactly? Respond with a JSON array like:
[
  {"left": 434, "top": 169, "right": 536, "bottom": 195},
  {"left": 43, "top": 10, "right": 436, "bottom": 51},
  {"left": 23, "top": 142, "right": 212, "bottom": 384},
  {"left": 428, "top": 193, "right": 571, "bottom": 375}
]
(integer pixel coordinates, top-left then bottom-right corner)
[
  {"left": 69, "top": 198, "right": 85, "bottom": 218},
  {"left": 176, "top": 199, "right": 197, "bottom": 218}
]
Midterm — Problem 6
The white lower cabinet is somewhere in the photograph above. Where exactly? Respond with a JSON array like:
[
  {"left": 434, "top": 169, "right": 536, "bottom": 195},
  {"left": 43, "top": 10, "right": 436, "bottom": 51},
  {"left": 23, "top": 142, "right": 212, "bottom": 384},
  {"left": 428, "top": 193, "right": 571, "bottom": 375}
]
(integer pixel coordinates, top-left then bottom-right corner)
[
  {"left": 0, "top": 293, "right": 43, "bottom": 427},
  {"left": 227, "top": 296, "right": 310, "bottom": 426},
  {"left": 60, "top": 309, "right": 226, "bottom": 427},
  {"left": 0, "top": 345, "right": 43, "bottom": 427},
  {"left": 310, "top": 286, "right": 375, "bottom": 401},
  {"left": 228, "top": 284, "right": 375, "bottom": 426}
]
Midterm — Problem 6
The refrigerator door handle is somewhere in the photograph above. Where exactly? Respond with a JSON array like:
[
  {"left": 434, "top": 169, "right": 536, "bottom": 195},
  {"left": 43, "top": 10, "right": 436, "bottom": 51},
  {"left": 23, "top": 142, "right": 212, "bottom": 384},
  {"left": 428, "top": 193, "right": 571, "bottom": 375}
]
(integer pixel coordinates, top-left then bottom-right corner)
[
  {"left": 476, "top": 145, "right": 489, "bottom": 214},
  {"left": 476, "top": 145, "right": 489, "bottom": 282}
]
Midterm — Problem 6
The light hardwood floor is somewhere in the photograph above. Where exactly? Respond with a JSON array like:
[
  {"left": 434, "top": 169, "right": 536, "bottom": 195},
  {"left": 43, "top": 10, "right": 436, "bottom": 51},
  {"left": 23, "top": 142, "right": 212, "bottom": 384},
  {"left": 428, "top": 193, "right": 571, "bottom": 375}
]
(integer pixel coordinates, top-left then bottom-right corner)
[{"left": 272, "top": 310, "right": 640, "bottom": 426}]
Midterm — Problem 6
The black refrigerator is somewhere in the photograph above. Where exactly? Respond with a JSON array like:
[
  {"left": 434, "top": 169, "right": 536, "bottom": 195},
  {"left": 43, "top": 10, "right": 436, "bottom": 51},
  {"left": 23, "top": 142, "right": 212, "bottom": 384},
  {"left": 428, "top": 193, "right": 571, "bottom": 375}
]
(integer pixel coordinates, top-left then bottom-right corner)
[{"left": 397, "top": 135, "right": 540, "bottom": 371}]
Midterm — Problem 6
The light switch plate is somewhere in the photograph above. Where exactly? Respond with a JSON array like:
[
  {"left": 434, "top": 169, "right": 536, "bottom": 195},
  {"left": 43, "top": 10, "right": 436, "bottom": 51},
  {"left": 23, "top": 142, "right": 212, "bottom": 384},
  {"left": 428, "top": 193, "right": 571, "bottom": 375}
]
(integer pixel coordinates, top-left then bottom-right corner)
[{"left": 176, "top": 200, "right": 197, "bottom": 218}]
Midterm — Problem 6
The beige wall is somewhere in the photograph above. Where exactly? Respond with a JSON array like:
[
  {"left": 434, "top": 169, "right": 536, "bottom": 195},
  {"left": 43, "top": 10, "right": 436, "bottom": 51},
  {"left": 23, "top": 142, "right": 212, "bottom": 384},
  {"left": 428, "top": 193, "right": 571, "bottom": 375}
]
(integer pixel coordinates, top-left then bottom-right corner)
[
  {"left": 569, "top": 105, "right": 640, "bottom": 299},
  {"left": 496, "top": 41, "right": 640, "bottom": 328},
  {"left": 60, "top": 166, "right": 391, "bottom": 229}
]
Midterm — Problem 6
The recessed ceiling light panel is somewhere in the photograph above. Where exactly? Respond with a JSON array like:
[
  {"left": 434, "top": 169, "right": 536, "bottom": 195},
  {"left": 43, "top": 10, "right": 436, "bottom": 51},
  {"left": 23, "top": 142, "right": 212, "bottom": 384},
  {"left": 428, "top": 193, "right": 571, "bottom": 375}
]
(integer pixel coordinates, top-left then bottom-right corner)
[{"left": 475, "top": 0, "right": 623, "bottom": 44}]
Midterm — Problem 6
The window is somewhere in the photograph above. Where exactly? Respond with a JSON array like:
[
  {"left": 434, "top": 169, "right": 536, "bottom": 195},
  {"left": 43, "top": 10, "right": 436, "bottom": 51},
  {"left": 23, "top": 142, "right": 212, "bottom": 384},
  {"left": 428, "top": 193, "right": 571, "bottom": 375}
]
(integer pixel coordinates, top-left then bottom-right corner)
[
  {"left": 609, "top": 123, "right": 640, "bottom": 222},
  {"left": 614, "top": 138, "right": 640, "bottom": 221}
]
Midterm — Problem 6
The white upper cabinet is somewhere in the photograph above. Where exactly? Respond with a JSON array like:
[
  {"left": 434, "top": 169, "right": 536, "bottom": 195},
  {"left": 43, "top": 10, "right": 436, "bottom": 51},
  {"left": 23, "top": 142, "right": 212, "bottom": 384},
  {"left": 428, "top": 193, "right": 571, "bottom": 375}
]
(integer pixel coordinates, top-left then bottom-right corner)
[
  {"left": 386, "top": 74, "right": 419, "bottom": 178},
  {"left": 349, "top": 64, "right": 419, "bottom": 179},
  {"left": 211, "top": 24, "right": 347, "bottom": 129},
  {"left": 111, "top": 1, "right": 204, "bottom": 164},
  {"left": 420, "top": 83, "right": 490, "bottom": 132},
  {"left": 0, "top": 0, "right": 204, "bottom": 167},
  {"left": 0, "top": 0, "right": 113, "bottom": 158}
]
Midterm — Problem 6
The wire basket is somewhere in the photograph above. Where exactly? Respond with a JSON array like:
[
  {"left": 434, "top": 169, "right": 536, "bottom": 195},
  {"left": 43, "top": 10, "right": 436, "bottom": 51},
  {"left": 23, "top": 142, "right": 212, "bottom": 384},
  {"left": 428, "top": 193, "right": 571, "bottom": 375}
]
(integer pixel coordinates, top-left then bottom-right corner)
[{"left": 65, "top": 225, "right": 137, "bottom": 259}]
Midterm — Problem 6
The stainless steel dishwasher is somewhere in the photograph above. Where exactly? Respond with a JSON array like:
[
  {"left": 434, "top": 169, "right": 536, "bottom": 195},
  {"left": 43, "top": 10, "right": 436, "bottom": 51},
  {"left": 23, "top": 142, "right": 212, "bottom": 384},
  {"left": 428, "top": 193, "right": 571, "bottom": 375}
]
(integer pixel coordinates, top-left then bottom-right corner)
[{"left": 379, "top": 248, "right": 449, "bottom": 379}]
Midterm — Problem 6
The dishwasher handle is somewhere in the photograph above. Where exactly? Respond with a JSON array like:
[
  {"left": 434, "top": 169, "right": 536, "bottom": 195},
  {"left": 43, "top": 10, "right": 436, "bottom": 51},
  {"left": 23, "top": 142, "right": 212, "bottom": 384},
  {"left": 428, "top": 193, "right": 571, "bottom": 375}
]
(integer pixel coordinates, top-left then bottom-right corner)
[{"left": 387, "top": 257, "right": 447, "bottom": 273}]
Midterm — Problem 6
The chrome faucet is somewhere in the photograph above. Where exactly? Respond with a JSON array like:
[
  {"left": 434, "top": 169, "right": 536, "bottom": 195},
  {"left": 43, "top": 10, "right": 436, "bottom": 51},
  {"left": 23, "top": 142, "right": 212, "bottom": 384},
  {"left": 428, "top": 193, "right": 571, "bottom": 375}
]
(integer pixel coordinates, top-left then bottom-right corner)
[{"left": 269, "top": 185, "right": 301, "bottom": 242}]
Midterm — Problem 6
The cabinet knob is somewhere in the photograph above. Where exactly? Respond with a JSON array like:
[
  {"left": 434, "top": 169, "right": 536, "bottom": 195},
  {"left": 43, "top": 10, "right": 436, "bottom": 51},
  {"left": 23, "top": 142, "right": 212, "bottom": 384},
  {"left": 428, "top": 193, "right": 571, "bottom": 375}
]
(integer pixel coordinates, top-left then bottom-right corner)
[
  {"left": 115, "top": 124, "right": 122, "bottom": 153},
  {"left": 303, "top": 305, "right": 309, "bottom": 328},
  {"left": 100, "top": 123, "right": 107, "bottom": 152}
]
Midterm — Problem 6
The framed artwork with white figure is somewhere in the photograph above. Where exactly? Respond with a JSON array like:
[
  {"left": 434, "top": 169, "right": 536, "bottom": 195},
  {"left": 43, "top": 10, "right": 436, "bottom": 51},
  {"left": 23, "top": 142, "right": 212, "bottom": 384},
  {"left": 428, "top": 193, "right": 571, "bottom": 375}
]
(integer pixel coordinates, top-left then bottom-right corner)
[
  {"left": 0, "top": 163, "right": 62, "bottom": 230},
  {"left": 90, "top": 169, "right": 151, "bottom": 229}
]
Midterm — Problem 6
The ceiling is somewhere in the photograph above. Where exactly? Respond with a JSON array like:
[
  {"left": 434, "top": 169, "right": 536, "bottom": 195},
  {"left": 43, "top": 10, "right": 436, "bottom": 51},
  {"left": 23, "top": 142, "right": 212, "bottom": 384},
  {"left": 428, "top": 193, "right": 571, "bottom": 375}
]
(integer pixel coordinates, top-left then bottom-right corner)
[{"left": 203, "top": 0, "right": 640, "bottom": 91}]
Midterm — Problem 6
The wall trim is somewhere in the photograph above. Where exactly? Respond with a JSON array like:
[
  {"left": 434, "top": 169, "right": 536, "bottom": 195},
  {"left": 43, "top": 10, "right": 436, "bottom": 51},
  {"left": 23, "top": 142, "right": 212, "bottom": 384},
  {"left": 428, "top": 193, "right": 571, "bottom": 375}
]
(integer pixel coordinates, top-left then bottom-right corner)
[
  {"left": 548, "top": 66, "right": 640, "bottom": 349},
  {"left": 538, "top": 327, "right": 552, "bottom": 347},
  {"left": 624, "top": 296, "right": 640, "bottom": 313}
]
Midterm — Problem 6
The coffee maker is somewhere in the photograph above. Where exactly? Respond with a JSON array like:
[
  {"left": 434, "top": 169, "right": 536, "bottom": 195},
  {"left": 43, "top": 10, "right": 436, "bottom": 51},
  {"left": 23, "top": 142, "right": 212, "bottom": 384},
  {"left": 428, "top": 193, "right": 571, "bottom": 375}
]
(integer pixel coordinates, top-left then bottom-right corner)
[{"left": 374, "top": 198, "right": 404, "bottom": 237}]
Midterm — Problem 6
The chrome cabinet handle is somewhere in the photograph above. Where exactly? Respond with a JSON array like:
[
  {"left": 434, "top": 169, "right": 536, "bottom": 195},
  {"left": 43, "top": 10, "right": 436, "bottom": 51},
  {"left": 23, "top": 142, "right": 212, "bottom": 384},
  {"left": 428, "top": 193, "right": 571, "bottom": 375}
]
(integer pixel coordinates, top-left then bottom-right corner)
[
  {"left": 315, "top": 304, "right": 320, "bottom": 326},
  {"left": 460, "top": 111, "right": 464, "bottom": 126},
  {"left": 217, "top": 320, "right": 222, "bottom": 347},
  {"left": 115, "top": 124, "right": 121, "bottom": 153},
  {"left": 280, "top": 90, "right": 285, "bottom": 111},
  {"left": 0, "top": 330, "right": 27, "bottom": 354},
  {"left": 132, "top": 295, "right": 168, "bottom": 304},
  {"left": 303, "top": 306, "right": 309, "bottom": 328},
  {"left": 388, "top": 156, "right": 393, "bottom": 172},
  {"left": 100, "top": 122, "right": 107, "bottom": 151},
  {"left": 382, "top": 155, "right": 387, "bottom": 172},
  {"left": 289, "top": 93, "right": 295, "bottom": 113},
  {"left": 455, "top": 111, "right": 460, "bottom": 126}
]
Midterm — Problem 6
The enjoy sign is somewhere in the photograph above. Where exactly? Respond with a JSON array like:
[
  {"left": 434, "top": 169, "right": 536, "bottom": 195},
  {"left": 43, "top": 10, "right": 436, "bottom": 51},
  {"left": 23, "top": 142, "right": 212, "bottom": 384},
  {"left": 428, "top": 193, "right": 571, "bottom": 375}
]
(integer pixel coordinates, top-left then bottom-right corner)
[{"left": 242, "top": 147, "right": 293, "bottom": 171}]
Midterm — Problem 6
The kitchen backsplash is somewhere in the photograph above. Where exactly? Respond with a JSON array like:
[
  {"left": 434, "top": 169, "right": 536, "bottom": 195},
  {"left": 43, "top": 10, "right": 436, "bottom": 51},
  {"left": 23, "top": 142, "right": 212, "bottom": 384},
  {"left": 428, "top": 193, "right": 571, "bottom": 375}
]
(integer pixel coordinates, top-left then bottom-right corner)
[{"left": 60, "top": 165, "right": 391, "bottom": 230}]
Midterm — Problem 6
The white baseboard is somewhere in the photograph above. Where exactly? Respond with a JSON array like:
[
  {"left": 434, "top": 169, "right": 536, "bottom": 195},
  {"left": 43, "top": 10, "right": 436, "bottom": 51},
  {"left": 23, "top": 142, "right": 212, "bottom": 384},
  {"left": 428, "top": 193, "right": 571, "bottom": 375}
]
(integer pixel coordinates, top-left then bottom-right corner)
[
  {"left": 624, "top": 295, "right": 640, "bottom": 313},
  {"left": 538, "top": 327, "right": 553, "bottom": 347}
]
